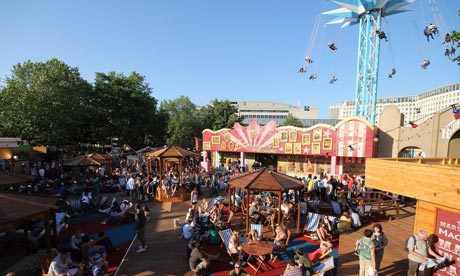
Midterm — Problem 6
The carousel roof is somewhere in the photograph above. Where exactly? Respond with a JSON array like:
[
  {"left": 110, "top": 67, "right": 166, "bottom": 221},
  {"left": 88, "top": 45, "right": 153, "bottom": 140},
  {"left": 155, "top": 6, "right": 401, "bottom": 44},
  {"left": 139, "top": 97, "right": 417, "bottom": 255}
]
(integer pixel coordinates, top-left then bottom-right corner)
[
  {"left": 145, "top": 145, "right": 198, "bottom": 158},
  {"left": 227, "top": 167, "right": 304, "bottom": 192}
]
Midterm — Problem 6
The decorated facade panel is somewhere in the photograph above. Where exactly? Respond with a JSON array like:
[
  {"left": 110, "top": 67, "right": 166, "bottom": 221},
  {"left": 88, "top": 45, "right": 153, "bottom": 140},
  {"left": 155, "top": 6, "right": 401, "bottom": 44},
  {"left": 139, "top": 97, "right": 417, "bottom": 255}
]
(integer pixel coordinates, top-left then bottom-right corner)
[{"left": 202, "top": 117, "right": 375, "bottom": 158}]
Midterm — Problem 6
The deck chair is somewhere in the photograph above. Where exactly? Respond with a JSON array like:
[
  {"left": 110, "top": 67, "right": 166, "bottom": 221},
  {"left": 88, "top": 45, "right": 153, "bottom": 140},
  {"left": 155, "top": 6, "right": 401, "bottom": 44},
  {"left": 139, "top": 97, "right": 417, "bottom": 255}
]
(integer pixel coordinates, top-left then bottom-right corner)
[
  {"left": 330, "top": 200, "right": 341, "bottom": 216},
  {"left": 359, "top": 204, "right": 372, "bottom": 217},
  {"left": 53, "top": 212, "right": 69, "bottom": 240},
  {"left": 250, "top": 224, "right": 263, "bottom": 240},
  {"left": 97, "top": 195, "right": 108, "bottom": 209},
  {"left": 218, "top": 228, "right": 235, "bottom": 258},
  {"left": 304, "top": 212, "right": 321, "bottom": 235},
  {"left": 68, "top": 198, "right": 82, "bottom": 215},
  {"left": 312, "top": 256, "right": 335, "bottom": 276}
]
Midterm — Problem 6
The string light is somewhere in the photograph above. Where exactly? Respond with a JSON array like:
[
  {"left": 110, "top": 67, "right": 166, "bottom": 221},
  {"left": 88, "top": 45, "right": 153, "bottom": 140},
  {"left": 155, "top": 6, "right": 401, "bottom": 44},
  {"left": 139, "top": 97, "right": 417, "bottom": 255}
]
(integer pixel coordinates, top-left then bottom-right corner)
[
  {"left": 409, "top": 121, "right": 417, "bottom": 128},
  {"left": 348, "top": 145, "right": 355, "bottom": 151}
]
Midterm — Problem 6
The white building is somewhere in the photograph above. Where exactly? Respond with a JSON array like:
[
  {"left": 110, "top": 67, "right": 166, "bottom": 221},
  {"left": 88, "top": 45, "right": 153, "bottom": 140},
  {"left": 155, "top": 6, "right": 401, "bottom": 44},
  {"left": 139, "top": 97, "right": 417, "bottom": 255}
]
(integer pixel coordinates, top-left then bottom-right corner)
[
  {"left": 329, "top": 83, "right": 460, "bottom": 126},
  {"left": 230, "top": 100, "right": 339, "bottom": 126}
]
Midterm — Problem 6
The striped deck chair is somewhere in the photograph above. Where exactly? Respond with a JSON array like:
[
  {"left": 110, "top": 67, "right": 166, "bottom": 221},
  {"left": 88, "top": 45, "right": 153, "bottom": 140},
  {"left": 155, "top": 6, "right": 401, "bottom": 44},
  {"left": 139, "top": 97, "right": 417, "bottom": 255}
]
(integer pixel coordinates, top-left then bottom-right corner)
[
  {"left": 312, "top": 256, "right": 335, "bottom": 276},
  {"left": 304, "top": 212, "right": 321, "bottom": 234},
  {"left": 54, "top": 212, "right": 69, "bottom": 240},
  {"left": 68, "top": 198, "right": 81, "bottom": 215},
  {"left": 358, "top": 204, "right": 372, "bottom": 217},
  {"left": 327, "top": 215, "right": 337, "bottom": 232},
  {"left": 330, "top": 200, "right": 341, "bottom": 216},
  {"left": 250, "top": 224, "right": 263, "bottom": 240},
  {"left": 218, "top": 228, "right": 234, "bottom": 258}
]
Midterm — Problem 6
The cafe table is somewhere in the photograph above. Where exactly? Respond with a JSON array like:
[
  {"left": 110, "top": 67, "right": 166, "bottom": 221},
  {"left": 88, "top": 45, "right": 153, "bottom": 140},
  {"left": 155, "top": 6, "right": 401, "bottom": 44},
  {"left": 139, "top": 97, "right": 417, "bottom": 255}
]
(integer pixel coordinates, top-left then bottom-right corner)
[{"left": 241, "top": 240, "right": 274, "bottom": 274}]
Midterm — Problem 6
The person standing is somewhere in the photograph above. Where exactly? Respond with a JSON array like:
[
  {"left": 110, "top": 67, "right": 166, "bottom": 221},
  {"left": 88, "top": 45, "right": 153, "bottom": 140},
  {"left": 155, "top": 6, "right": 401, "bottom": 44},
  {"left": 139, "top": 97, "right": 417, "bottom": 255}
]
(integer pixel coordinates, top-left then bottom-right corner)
[
  {"left": 371, "top": 223, "right": 388, "bottom": 271},
  {"left": 191, "top": 187, "right": 199, "bottom": 209},
  {"left": 126, "top": 173, "right": 135, "bottom": 198},
  {"left": 426, "top": 234, "right": 444, "bottom": 276},
  {"left": 135, "top": 203, "right": 147, "bottom": 253},
  {"left": 407, "top": 230, "right": 443, "bottom": 276},
  {"left": 355, "top": 229, "right": 376, "bottom": 276}
]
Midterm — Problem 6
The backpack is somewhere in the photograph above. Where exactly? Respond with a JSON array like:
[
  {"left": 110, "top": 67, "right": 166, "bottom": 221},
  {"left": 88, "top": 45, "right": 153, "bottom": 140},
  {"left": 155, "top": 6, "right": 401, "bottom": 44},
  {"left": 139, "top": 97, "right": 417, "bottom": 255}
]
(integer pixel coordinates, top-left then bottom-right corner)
[{"left": 405, "top": 235, "right": 416, "bottom": 251}]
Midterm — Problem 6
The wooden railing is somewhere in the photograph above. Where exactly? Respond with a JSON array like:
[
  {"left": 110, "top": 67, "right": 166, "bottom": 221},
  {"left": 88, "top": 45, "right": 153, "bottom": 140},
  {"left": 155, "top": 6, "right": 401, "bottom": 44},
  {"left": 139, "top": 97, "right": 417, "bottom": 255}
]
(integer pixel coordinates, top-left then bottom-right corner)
[{"left": 337, "top": 190, "right": 401, "bottom": 219}]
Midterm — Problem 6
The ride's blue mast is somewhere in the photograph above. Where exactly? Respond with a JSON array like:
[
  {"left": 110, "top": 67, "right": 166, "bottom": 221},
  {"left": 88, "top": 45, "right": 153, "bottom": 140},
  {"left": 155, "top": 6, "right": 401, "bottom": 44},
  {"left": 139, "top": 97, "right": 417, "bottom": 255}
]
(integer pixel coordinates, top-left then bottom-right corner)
[{"left": 322, "top": 0, "right": 415, "bottom": 125}]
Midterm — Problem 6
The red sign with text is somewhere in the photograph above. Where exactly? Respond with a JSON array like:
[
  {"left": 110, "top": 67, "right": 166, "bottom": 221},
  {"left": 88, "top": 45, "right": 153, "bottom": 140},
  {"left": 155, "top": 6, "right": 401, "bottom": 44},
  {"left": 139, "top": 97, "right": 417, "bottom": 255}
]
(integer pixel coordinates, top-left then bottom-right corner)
[{"left": 435, "top": 209, "right": 460, "bottom": 275}]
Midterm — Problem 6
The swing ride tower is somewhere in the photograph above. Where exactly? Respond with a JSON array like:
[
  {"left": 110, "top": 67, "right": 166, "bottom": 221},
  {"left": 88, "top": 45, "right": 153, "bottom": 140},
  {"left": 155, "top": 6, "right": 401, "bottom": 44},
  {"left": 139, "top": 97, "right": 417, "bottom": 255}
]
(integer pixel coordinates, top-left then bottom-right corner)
[{"left": 322, "top": 0, "right": 415, "bottom": 125}]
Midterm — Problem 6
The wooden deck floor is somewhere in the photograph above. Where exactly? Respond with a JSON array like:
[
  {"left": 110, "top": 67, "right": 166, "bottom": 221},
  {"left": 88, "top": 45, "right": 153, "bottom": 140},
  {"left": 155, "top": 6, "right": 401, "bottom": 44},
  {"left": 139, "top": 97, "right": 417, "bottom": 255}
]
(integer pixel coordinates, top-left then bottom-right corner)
[
  {"left": 115, "top": 189, "right": 416, "bottom": 276},
  {"left": 337, "top": 204, "right": 416, "bottom": 275}
]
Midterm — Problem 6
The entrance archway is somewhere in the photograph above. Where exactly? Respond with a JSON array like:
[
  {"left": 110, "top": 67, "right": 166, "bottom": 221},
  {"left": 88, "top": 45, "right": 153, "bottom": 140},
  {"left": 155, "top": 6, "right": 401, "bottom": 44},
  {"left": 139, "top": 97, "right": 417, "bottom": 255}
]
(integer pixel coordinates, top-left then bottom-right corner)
[
  {"left": 398, "top": 147, "right": 425, "bottom": 158},
  {"left": 448, "top": 129, "right": 460, "bottom": 157}
]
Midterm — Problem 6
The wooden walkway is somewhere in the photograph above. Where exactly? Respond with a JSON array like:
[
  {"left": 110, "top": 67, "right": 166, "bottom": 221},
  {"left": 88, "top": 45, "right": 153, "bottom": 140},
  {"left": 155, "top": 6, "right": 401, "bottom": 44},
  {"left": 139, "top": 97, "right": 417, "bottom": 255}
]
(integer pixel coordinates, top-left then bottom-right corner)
[{"left": 337, "top": 204, "right": 416, "bottom": 275}]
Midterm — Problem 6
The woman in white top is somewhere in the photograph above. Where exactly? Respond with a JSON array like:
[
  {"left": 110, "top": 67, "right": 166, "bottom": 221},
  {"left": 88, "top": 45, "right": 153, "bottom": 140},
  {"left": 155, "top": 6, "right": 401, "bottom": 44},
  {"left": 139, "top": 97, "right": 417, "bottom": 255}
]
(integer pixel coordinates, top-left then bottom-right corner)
[{"left": 191, "top": 187, "right": 199, "bottom": 208}]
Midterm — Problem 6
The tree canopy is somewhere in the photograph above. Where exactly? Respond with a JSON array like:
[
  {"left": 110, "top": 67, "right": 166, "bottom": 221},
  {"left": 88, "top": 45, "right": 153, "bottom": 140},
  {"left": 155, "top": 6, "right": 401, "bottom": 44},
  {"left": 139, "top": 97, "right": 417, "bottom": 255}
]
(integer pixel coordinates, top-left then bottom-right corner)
[
  {"left": 0, "top": 59, "right": 241, "bottom": 151},
  {"left": 282, "top": 114, "right": 304, "bottom": 128},
  {"left": 0, "top": 59, "right": 162, "bottom": 149}
]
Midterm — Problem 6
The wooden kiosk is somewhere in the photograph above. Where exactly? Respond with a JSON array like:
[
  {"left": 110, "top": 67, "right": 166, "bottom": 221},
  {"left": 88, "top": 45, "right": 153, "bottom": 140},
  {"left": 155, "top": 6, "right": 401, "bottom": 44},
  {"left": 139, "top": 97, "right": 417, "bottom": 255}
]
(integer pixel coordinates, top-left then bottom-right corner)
[
  {"left": 365, "top": 158, "right": 460, "bottom": 274},
  {"left": 145, "top": 145, "right": 198, "bottom": 203}
]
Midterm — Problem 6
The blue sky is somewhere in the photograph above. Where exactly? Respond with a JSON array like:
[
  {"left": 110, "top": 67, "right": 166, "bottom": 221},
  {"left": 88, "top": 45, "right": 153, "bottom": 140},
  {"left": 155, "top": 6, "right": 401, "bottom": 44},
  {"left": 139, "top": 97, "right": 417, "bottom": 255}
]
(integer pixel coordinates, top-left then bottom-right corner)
[{"left": 1, "top": 0, "right": 459, "bottom": 118}]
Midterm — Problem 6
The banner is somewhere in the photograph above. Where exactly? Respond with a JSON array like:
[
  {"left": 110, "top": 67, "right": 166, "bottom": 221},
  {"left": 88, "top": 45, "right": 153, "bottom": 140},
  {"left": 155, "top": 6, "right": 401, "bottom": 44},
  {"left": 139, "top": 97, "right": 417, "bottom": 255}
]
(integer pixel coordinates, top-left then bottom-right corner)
[{"left": 435, "top": 209, "right": 460, "bottom": 275}]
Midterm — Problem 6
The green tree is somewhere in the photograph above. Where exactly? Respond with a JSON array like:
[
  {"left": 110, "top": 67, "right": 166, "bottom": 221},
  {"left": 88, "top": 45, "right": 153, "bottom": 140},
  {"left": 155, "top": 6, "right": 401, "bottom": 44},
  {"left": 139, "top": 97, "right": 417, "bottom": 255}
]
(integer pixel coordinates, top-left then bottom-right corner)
[
  {"left": 92, "top": 72, "right": 162, "bottom": 148},
  {"left": 0, "top": 59, "right": 92, "bottom": 146},
  {"left": 282, "top": 114, "right": 304, "bottom": 127},
  {"left": 445, "top": 11, "right": 460, "bottom": 65},
  {"left": 159, "top": 96, "right": 200, "bottom": 147},
  {"left": 199, "top": 99, "right": 241, "bottom": 130}
]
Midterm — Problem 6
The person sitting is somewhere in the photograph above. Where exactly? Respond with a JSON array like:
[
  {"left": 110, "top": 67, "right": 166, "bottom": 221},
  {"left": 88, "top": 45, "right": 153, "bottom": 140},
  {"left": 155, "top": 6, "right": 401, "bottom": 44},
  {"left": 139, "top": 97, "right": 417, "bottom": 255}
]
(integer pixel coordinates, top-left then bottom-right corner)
[
  {"left": 309, "top": 74, "right": 317, "bottom": 80},
  {"left": 270, "top": 225, "right": 287, "bottom": 261},
  {"left": 298, "top": 67, "right": 307, "bottom": 73},
  {"left": 375, "top": 29, "right": 388, "bottom": 41},
  {"left": 388, "top": 68, "right": 396, "bottom": 78},
  {"left": 247, "top": 228, "right": 260, "bottom": 242},
  {"left": 304, "top": 56, "right": 313, "bottom": 64},
  {"left": 349, "top": 208, "right": 362, "bottom": 228},
  {"left": 47, "top": 248, "right": 83, "bottom": 276},
  {"left": 328, "top": 41, "right": 337, "bottom": 52},
  {"left": 189, "top": 240, "right": 220, "bottom": 276},
  {"left": 70, "top": 229, "right": 85, "bottom": 262},
  {"left": 228, "top": 231, "right": 246, "bottom": 266},
  {"left": 428, "top": 23, "right": 439, "bottom": 37},
  {"left": 283, "top": 258, "right": 303, "bottom": 276},
  {"left": 307, "top": 241, "right": 333, "bottom": 263},
  {"left": 87, "top": 241, "right": 109, "bottom": 276},
  {"left": 424, "top": 26, "right": 434, "bottom": 41},
  {"left": 248, "top": 201, "right": 265, "bottom": 224},
  {"left": 329, "top": 75, "right": 338, "bottom": 84},
  {"left": 421, "top": 59, "right": 431, "bottom": 69},
  {"left": 183, "top": 219, "right": 200, "bottom": 241},
  {"left": 443, "top": 33, "right": 452, "bottom": 45},
  {"left": 198, "top": 198, "right": 209, "bottom": 217},
  {"left": 336, "top": 211, "right": 352, "bottom": 232},
  {"left": 229, "top": 260, "right": 249, "bottom": 276},
  {"left": 81, "top": 192, "right": 92, "bottom": 214},
  {"left": 294, "top": 248, "right": 313, "bottom": 276},
  {"left": 101, "top": 200, "right": 131, "bottom": 225},
  {"left": 317, "top": 215, "right": 333, "bottom": 242}
]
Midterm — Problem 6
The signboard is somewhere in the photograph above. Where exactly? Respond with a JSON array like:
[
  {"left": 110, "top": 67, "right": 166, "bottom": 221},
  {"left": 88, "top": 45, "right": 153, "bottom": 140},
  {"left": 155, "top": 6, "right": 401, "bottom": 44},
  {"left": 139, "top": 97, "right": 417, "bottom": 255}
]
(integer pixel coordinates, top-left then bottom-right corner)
[{"left": 435, "top": 209, "right": 460, "bottom": 275}]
